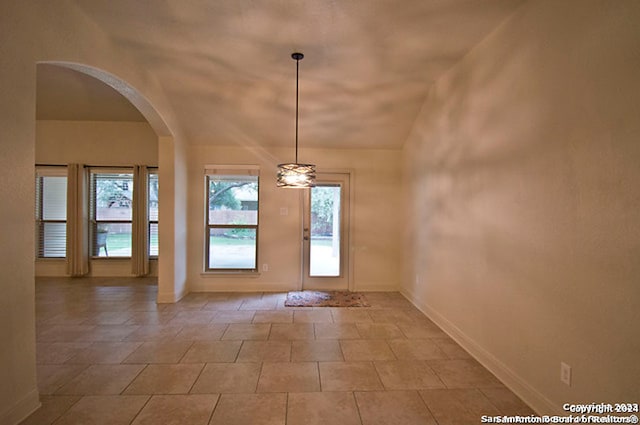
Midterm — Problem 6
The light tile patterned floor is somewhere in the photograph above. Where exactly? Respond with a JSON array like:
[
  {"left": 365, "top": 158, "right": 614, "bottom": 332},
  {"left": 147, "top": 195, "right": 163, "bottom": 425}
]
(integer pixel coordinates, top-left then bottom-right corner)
[{"left": 22, "top": 277, "right": 534, "bottom": 424}]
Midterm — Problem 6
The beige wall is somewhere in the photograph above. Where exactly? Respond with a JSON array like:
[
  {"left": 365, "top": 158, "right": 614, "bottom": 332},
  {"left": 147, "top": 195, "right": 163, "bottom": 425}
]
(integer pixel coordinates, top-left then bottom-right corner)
[
  {"left": 402, "top": 0, "right": 640, "bottom": 414},
  {"left": 36, "top": 120, "right": 158, "bottom": 166},
  {"left": 187, "top": 145, "right": 402, "bottom": 292},
  {"left": 0, "top": 3, "right": 182, "bottom": 422},
  {"left": 0, "top": 56, "right": 39, "bottom": 425}
]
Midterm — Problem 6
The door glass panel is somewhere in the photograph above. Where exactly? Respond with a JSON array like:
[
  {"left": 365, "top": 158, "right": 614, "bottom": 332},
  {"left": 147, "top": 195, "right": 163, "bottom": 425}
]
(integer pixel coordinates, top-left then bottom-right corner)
[{"left": 309, "top": 184, "right": 341, "bottom": 277}]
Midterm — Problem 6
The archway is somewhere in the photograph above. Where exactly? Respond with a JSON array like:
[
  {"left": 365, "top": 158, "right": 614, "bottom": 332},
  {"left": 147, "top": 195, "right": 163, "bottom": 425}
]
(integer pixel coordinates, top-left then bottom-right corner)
[
  {"left": 40, "top": 61, "right": 172, "bottom": 138},
  {"left": 35, "top": 61, "right": 180, "bottom": 303}
]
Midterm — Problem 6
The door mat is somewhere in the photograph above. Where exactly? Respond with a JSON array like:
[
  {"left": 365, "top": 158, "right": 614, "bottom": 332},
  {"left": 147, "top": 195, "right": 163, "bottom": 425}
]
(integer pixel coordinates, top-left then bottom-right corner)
[{"left": 285, "top": 291, "right": 370, "bottom": 307}]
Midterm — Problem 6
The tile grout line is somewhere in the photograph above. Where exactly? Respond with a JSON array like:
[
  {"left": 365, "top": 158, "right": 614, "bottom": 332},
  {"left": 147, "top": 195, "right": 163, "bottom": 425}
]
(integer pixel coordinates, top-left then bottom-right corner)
[
  {"left": 424, "top": 360, "right": 448, "bottom": 389},
  {"left": 186, "top": 362, "right": 207, "bottom": 394},
  {"left": 207, "top": 391, "right": 222, "bottom": 424},
  {"left": 416, "top": 389, "right": 443, "bottom": 425},
  {"left": 477, "top": 387, "right": 506, "bottom": 415},
  {"left": 369, "top": 360, "right": 386, "bottom": 391},
  {"left": 284, "top": 392, "right": 290, "bottom": 425},
  {"left": 175, "top": 340, "right": 196, "bottom": 364},
  {"left": 338, "top": 338, "right": 346, "bottom": 361},
  {"left": 49, "top": 364, "right": 91, "bottom": 396},
  {"left": 120, "top": 363, "right": 150, "bottom": 395},
  {"left": 47, "top": 394, "right": 84, "bottom": 424},
  {"left": 351, "top": 391, "right": 365, "bottom": 425},
  {"left": 266, "top": 323, "right": 273, "bottom": 341},
  {"left": 234, "top": 340, "right": 245, "bottom": 363},
  {"left": 126, "top": 394, "right": 153, "bottom": 425},
  {"left": 255, "top": 361, "right": 266, "bottom": 393}
]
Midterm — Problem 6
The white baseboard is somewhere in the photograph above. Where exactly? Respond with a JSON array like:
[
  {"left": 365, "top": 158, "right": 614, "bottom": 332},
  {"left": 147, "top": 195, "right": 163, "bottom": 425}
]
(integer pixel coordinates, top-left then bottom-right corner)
[
  {"left": 401, "top": 286, "right": 560, "bottom": 416},
  {"left": 188, "top": 280, "right": 400, "bottom": 293},
  {"left": 189, "top": 283, "right": 296, "bottom": 293},
  {"left": 358, "top": 286, "right": 398, "bottom": 292},
  {"left": 157, "top": 285, "right": 188, "bottom": 303},
  {"left": 356, "top": 282, "right": 399, "bottom": 292},
  {"left": 0, "top": 388, "right": 40, "bottom": 425}
]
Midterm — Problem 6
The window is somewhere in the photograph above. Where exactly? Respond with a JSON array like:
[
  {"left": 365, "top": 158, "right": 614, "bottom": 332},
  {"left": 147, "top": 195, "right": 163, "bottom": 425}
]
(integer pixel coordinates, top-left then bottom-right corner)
[
  {"left": 206, "top": 171, "right": 259, "bottom": 271},
  {"left": 90, "top": 170, "right": 134, "bottom": 257},
  {"left": 35, "top": 168, "right": 67, "bottom": 258},
  {"left": 148, "top": 170, "right": 159, "bottom": 257}
]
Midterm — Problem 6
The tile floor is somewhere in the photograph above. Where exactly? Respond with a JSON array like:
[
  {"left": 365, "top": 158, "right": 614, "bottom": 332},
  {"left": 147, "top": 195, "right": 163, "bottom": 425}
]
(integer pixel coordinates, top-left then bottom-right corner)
[{"left": 22, "top": 277, "right": 534, "bottom": 424}]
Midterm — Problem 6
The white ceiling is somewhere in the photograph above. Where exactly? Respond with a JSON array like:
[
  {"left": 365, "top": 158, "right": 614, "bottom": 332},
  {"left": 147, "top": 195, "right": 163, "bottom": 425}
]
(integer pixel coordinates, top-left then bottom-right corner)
[{"left": 36, "top": 0, "right": 524, "bottom": 149}]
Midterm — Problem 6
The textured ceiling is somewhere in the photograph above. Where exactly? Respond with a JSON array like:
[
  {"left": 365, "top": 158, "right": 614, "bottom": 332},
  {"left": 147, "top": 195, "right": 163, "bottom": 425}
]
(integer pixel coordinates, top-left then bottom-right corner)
[{"left": 37, "top": 0, "right": 524, "bottom": 149}]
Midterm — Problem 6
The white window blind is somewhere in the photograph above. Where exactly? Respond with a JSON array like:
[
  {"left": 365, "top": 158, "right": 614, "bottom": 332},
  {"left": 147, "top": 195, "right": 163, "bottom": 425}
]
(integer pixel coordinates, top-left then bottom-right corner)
[
  {"left": 36, "top": 169, "right": 67, "bottom": 258},
  {"left": 148, "top": 170, "right": 158, "bottom": 257}
]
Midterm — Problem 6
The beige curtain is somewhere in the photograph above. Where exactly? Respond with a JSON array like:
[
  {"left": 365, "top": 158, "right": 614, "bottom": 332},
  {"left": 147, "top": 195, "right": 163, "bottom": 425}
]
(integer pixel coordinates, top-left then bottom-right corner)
[
  {"left": 66, "top": 164, "right": 89, "bottom": 276},
  {"left": 132, "top": 165, "right": 149, "bottom": 276}
]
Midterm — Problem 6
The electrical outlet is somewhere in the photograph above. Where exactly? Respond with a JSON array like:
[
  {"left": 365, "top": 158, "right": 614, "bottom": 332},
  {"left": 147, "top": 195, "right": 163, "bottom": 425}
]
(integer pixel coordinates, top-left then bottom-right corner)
[
  {"left": 262, "top": 263, "right": 269, "bottom": 272},
  {"left": 280, "top": 207, "right": 288, "bottom": 216},
  {"left": 560, "top": 362, "right": 571, "bottom": 386}
]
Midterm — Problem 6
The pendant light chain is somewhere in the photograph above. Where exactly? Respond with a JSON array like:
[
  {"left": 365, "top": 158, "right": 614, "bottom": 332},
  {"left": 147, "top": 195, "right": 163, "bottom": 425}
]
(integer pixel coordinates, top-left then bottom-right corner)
[{"left": 295, "top": 55, "right": 300, "bottom": 164}]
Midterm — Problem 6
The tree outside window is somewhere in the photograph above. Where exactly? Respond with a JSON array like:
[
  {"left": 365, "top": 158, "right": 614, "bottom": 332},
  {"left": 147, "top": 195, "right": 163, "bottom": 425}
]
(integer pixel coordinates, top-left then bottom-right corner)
[{"left": 206, "top": 174, "right": 259, "bottom": 271}]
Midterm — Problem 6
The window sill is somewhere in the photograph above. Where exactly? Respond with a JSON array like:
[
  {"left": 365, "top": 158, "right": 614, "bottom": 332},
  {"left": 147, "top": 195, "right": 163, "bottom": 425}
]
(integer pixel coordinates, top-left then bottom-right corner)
[
  {"left": 91, "top": 257, "right": 132, "bottom": 260},
  {"left": 200, "top": 271, "right": 261, "bottom": 278}
]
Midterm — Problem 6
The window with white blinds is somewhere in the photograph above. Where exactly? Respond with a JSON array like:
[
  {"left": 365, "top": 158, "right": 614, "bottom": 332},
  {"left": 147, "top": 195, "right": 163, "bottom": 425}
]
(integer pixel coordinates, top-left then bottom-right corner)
[
  {"left": 35, "top": 168, "right": 67, "bottom": 258},
  {"left": 148, "top": 170, "right": 159, "bottom": 257}
]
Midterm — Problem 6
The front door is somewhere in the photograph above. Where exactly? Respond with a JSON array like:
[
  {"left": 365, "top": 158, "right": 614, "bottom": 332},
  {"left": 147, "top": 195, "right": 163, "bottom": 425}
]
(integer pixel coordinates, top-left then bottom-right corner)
[{"left": 302, "top": 173, "right": 350, "bottom": 290}]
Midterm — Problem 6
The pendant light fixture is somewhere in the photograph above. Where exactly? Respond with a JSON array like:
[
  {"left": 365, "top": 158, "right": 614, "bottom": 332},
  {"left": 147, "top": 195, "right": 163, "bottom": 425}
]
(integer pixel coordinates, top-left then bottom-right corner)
[{"left": 277, "top": 52, "right": 316, "bottom": 188}]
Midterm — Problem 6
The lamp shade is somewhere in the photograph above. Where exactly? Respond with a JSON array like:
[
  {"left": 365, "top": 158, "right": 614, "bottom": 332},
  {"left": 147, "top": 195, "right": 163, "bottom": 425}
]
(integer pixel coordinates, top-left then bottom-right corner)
[{"left": 276, "top": 163, "right": 316, "bottom": 188}]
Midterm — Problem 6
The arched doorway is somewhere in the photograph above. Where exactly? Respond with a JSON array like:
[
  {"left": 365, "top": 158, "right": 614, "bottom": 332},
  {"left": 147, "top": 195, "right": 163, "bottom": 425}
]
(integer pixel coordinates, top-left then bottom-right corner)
[{"left": 35, "top": 62, "right": 177, "bottom": 302}]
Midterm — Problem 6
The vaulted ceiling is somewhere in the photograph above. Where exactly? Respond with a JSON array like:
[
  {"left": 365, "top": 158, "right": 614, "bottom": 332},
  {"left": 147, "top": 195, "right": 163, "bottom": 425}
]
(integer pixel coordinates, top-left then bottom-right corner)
[{"left": 36, "top": 0, "right": 524, "bottom": 149}]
